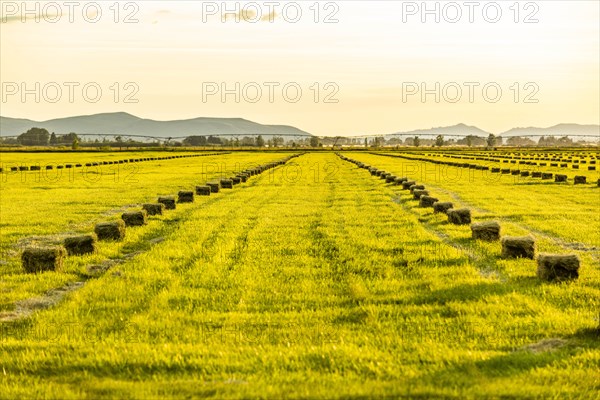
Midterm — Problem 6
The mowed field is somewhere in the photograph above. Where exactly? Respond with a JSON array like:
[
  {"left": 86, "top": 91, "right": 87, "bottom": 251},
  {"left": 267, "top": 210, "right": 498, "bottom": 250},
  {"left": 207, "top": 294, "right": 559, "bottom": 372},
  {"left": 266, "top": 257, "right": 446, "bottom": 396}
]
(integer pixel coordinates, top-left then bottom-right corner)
[{"left": 0, "top": 151, "right": 599, "bottom": 399}]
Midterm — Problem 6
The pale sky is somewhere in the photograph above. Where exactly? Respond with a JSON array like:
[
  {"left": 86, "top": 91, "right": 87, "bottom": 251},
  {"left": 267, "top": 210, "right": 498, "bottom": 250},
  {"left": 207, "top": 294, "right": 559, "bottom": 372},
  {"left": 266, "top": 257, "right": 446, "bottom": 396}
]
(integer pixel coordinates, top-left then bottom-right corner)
[{"left": 1, "top": 0, "right": 599, "bottom": 136}]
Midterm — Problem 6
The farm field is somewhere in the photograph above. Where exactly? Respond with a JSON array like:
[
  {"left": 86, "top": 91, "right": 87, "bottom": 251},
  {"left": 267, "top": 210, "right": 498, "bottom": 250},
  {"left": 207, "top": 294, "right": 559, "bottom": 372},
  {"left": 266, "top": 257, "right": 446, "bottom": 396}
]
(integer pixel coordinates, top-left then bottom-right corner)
[
  {"left": 1, "top": 151, "right": 599, "bottom": 399},
  {"left": 0, "top": 151, "right": 286, "bottom": 308}
]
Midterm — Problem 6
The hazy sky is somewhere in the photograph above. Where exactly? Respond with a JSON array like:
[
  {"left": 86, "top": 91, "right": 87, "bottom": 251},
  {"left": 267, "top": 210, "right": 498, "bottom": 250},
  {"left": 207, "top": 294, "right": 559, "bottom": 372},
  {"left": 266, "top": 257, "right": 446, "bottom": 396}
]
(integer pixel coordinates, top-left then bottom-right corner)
[{"left": 1, "top": 0, "right": 599, "bottom": 136}]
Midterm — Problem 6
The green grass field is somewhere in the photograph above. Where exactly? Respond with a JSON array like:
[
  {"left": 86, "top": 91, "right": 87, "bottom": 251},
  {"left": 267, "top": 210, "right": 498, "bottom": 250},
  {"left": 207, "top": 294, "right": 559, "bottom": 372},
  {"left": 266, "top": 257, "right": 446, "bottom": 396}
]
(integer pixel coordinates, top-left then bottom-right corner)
[{"left": 1, "top": 151, "right": 599, "bottom": 399}]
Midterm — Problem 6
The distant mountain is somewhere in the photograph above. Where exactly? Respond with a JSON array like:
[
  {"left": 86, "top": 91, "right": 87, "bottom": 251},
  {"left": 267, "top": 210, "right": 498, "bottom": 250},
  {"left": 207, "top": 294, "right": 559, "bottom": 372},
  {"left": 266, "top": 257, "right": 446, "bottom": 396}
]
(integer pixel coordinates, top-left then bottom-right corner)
[
  {"left": 385, "top": 123, "right": 491, "bottom": 138},
  {"left": 500, "top": 123, "right": 600, "bottom": 138},
  {"left": 0, "top": 112, "right": 312, "bottom": 138}
]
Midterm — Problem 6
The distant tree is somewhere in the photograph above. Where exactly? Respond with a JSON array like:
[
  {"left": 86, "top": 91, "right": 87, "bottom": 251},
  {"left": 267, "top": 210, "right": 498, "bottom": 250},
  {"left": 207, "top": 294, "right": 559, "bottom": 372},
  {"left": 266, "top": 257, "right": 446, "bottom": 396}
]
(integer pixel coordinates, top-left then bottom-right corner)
[
  {"left": 17, "top": 127, "right": 50, "bottom": 146},
  {"left": 486, "top": 134, "right": 497, "bottom": 147},
  {"left": 256, "top": 135, "right": 265, "bottom": 147},
  {"left": 72, "top": 138, "right": 79, "bottom": 150},
  {"left": 457, "top": 135, "right": 485, "bottom": 147},
  {"left": 558, "top": 136, "right": 573, "bottom": 146},
  {"left": 310, "top": 136, "right": 319, "bottom": 147},
  {"left": 506, "top": 136, "right": 536, "bottom": 146},
  {"left": 364, "top": 138, "right": 368, "bottom": 148},
  {"left": 234, "top": 138, "right": 240, "bottom": 147},
  {"left": 413, "top": 136, "right": 420, "bottom": 147},
  {"left": 207, "top": 135, "right": 222, "bottom": 145},
  {"left": 372, "top": 137, "right": 384, "bottom": 148},
  {"left": 61, "top": 132, "right": 79, "bottom": 144},
  {"left": 241, "top": 136, "right": 255, "bottom": 146},
  {"left": 183, "top": 136, "right": 208, "bottom": 146},
  {"left": 49, "top": 132, "right": 58, "bottom": 145},
  {"left": 435, "top": 135, "right": 445, "bottom": 147}
]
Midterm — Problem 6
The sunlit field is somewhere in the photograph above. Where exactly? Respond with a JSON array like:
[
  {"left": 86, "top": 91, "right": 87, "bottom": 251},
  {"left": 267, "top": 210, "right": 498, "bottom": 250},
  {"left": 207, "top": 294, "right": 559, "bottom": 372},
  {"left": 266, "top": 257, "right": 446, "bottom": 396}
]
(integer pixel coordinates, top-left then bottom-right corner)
[{"left": 0, "top": 150, "right": 598, "bottom": 398}]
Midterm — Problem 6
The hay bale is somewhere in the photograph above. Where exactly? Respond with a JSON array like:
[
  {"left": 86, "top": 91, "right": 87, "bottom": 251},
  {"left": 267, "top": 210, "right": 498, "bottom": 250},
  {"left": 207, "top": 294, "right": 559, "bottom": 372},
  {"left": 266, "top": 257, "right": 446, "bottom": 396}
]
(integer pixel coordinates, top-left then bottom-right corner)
[
  {"left": 231, "top": 177, "right": 242, "bottom": 185},
  {"left": 447, "top": 208, "right": 471, "bottom": 225},
  {"left": 574, "top": 176, "right": 586, "bottom": 185},
  {"left": 95, "top": 221, "right": 126, "bottom": 241},
  {"left": 471, "top": 221, "right": 501, "bottom": 241},
  {"left": 541, "top": 173, "right": 553, "bottom": 180},
  {"left": 402, "top": 181, "right": 416, "bottom": 190},
  {"left": 554, "top": 174, "right": 567, "bottom": 183},
  {"left": 433, "top": 201, "right": 453, "bottom": 214},
  {"left": 409, "top": 184, "right": 425, "bottom": 194},
  {"left": 178, "top": 191, "right": 194, "bottom": 203},
  {"left": 413, "top": 189, "right": 429, "bottom": 200},
  {"left": 419, "top": 195, "right": 439, "bottom": 207},
  {"left": 220, "top": 179, "right": 234, "bottom": 189},
  {"left": 143, "top": 203, "right": 165, "bottom": 216},
  {"left": 491, "top": 168, "right": 501, "bottom": 173},
  {"left": 64, "top": 234, "right": 97, "bottom": 255},
  {"left": 501, "top": 236, "right": 535, "bottom": 259},
  {"left": 532, "top": 172, "right": 542, "bottom": 178},
  {"left": 537, "top": 254, "right": 580, "bottom": 282},
  {"left": 520, "top": 171, "right": 530, "bottom": 177},
  {"left": 394, "top": 177, "right": 408, "bottom": 185},
  {"left": 385, "top": 175, "right": 397, "bottom": 183},
  {"left": 196, "top": 186, "right": 211, "bottom": 196},
  {"left": 122, "top": 211, "right": 148, "bottom": 227},
  {"left": 22, "top": 247, "right": 67, "bottom": 273},
  {"left": 158, "top": 196, "right": 176, "bottom": 210},
  {"left": 511, "top": 170, "right": 520, "bottom": 175},
  {"left": 207, "top": 182, "right": 220, "bottom": 193},
  {"left": 588, "top": 166, "right": 596, "bottom": 171},
  {"left": 501, "top": 169, "right": 510, "bottom": 174},
  {"left": 238, "top": 174, "right": 248, "bottom": 183}
]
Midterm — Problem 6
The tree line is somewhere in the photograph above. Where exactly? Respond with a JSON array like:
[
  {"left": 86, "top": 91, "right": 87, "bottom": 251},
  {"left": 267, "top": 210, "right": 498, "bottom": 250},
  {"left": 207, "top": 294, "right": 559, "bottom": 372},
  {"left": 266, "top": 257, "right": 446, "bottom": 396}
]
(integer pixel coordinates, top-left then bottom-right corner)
[{"left": 0, "top": 128, "right": 588, "bottom": 148}]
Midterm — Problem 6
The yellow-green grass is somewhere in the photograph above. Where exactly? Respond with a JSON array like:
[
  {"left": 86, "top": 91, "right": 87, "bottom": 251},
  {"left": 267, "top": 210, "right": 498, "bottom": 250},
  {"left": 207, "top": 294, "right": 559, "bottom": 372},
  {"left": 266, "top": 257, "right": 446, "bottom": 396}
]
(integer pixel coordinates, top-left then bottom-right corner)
[
  {"left": 0, "top": 152, "right": 598, "bottom": 398},
  {"left": 0, "top": 151, "right": 289, "bottom": 309},
  {"left": 352, "top": 152, "right": 600, "bottom": 249}
]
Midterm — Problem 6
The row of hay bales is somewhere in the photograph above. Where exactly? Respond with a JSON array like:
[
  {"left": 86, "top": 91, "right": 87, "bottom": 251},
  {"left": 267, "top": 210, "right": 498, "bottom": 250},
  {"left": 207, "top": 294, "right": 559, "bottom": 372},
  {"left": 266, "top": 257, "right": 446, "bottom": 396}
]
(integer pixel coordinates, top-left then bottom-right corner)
[
  {"left": 426, "top": 150, "right": 598, "bottom": 164},
  {"left": 0, "top": 153, "right": 227, "bottom": 173},
  {"left": 420, "top": 151, "right": 598, "bottom": 171},
  {"left": 337, "top": 154, "right": 581, "bottom": 283},
  {"left": 373, "top": 152, "right": 600, "bottom": 187},
  {"left": 20, "top": 154, "right": 303, "bottom": 273}
]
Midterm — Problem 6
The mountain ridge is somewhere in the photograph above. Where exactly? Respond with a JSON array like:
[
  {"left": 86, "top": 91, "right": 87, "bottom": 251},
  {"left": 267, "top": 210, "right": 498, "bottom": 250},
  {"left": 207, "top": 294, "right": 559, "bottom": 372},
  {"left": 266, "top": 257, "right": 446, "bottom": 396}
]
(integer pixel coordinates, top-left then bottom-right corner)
[
  {"left": 0, "top": 113, "right": 312, "bottom": 138},
  {"left": 1, "top": 114, "right": 599, "bottom": 139}
]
